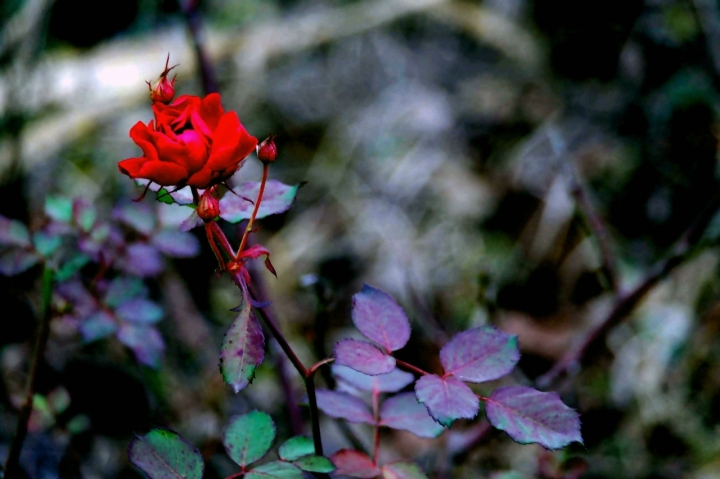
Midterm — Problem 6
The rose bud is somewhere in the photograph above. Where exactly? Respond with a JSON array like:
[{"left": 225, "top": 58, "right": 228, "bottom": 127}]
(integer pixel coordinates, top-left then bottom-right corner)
[
  {"left": 257, "top": 135, "right": 277, "bottom": 163},
  {"left": 197, "top": 188, "right": 220, "bottom": 221},
  {"left": 147, "top": 54, "right": 178, "bottom": 104}
]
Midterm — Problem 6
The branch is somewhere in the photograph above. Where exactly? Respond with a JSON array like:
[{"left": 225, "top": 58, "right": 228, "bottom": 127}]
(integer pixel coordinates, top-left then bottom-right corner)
[
  {"left": 179, "top": 0, "right": 218, "bottom": 95},
  {"left": 4, "top": 267, "right": 54, "bottom": 477},
  {"left": 536, "top": 191, "right": 720, "bottom": 388}
]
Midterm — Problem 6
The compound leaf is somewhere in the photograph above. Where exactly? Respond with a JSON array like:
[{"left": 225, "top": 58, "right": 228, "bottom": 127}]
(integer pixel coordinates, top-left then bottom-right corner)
[
  {"left": 332, "top": 365, "right": 415, "bottom": 393},
  {"left": 278, "top": 436, "right": 313, "bottom": 461},
  {"left": 330, "top": 449, "right": 380, "bottom": 478},
  {"left": 315, "top": 389, "right": 374, "bottom": 424},
  {"left": 220, "top": 181, "right": 299, "bottom": 223},
  {"left": 380, "top": 393, "right": 444, "bottom": 438},
  {"left": 220, "top": 302, "right": 265, "bottom": 393}
]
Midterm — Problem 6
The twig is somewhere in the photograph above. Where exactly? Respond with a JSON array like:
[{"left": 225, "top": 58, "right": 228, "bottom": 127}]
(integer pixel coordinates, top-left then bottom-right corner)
[
  {"left": 568, "top": 171, "right": 619, "bottom": 293},
  {"left": 4, "top": 267, "right": 54, "bottom": 477},
  {"left": 536, "top": 191, "right": 720, "bottom": 388},
  {"left": 179, "top": 0, "right": 218, "bottom": 95}
]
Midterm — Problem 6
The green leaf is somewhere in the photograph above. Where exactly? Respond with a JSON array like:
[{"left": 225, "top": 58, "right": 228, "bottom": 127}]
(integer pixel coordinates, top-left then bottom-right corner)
[
  {"left": 56, "top": 254, "right": 90, "bottom": 282},
  {"left": 128, "top": 429, "right": 204, "bottom": 479},
  {"left": 105, "top": 277, "right": 147, "bottom": 308},
  {"left": 45, "top": 197, "right": 73, "bottom": 223},
  {"left": 278, "top": 436, "right": 314, "bottom": 461},
  {"left": 223, "top": 411, "right": 275, "bottom": 468},
  {"left": 245, "top": 461, "right": 304, "bottom": 479},
  {"left": 73, "top": 199, "right": 97, "bottom": 232},
  {"left": 381, "top": 461, "right": 428, "bottom": 479},
  {"left": 293, "top": 455, "right": 335, "bottom": 473},
  {"left": 156, "top": 188, "right": 176, "bottom": 205},
  {"left": 33, "top": 232, "right": 62, "bottom": 258}
]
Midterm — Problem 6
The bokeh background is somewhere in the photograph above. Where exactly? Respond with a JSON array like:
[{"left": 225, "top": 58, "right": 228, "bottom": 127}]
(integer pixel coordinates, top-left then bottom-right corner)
[{"left": 2, "top": 0, "right": 720, "bottom": 477}]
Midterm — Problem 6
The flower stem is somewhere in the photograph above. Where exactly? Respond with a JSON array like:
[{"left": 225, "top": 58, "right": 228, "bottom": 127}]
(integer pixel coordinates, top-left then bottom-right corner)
[
  {"left": 205, "top": 222, "right": 226, "bottom": 270},
  {"left": 209, "top": 221, "right": 237, "bottom": 258},
  {"left": 307, "top": 358, "right": 334, "bottom": 378},
  {"left": 4, "top": 267, "right": 54, "bottom": 477},
  {"left": 236, "top": 163, "right": 269, "bottom": 258}
]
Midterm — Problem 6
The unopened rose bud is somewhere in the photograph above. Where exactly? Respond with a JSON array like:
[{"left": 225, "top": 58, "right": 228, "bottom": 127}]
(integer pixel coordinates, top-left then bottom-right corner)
[
  {"left": 197, "top": 188, "right": 220, "bottom": 221},
  {"left": 147, "top": 54, "right": 178, "bottom": 104},
  {"left": 257, "top": 135, "right": 277, "bottom": 163}
]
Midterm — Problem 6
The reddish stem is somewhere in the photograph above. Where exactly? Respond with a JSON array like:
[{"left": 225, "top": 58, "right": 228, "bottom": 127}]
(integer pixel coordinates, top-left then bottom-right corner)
[
  {"left": 209, "top": 221, "right": 236, "bottom": 258},
  {"left": 394, "top": 359, "right": 430, "bottom": 376},
  {"left": 237, "top": 163, "right": 269, "bottom": 258},
  {"left": 224, "top": 472, "right": 244, "bottom": 479},
  {"left": 307, "top": 357, "right": 335, "bottom": 378},
  {"left": 205, "top": 222, "right": 226, "bottom": 270}
]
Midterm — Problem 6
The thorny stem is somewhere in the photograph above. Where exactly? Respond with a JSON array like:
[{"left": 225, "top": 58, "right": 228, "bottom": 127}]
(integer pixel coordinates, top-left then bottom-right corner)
[
  {"left": 237, "top": 163, "right": 269, "bottom": 258},
  {"left": 395, "top": 359, "right": 430, "bottom": 377},
  {"left": 4, "top": 267, "right": 54, "bottom": 478}
]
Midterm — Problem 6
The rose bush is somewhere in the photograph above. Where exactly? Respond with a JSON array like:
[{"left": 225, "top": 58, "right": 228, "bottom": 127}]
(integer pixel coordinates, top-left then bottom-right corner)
[{"left": 118, "top": 93, "right": 257, "bottom": 189}]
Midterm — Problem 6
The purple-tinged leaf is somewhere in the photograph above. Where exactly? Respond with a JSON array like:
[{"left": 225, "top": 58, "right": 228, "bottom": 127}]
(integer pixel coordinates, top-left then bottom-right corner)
[
  {"left": 179, "top": 210, "right": 202, "bottom": 232},
  {"left": 352, "top": 285, "right": 411, "bottom": 352},
  {"left": 0, "top": 216, "right": 31, "bottom": 247},
  {"left": 220, "top": 180, "right": 299, "bottom": 223},
  {"left": 151, "top": 231, "right": 200, "bottom": 258},
  {"left": 332, "top": 365, "right": 415, "bottom": 393},
  {"left": 117, "top": 324, "right": 165, "bottom": 367},
  {"left": 380, "top": 393, "right": 444, "bottom": 438},
  {"left": 113, "top": 203, "right": 155, "bottom": 235},
  {"left": 278, "top": 436, "right": 314, "bottom": 461},
  {"left": 128, "top": 429, "right": 204, "bottom": 479},
  {"left": 116, "top": 299, "right": 163, "bottom": 324},
  {"left": 57, "top": 280, "right": 96, "bottom": 317},
  {"left": 122, "top": 243, "right": 164, "bottom": 277},
  {"left": 415, "top": 374, "right": 478, "bottom": 427},
  {"left": 245, "top": 461, "right": 303, "bottom": 479},
  {"left": 104, "top": 277, "right": 147, "bottom": 308},
  {"left": 220, "top": 303, "right": 265, "bottom": 393},
  {"left": 440, "top": 326, "right": 520, "bottom": 383},
  {"left": 293, "top": 455, "right": 335, "bottom": 473},
  {"left": 335, "top": 339, "right": 396, "bottom": 376},
  {"left": 223, "top": 411, "right": 275, "bottom": 468},
  {"left": 315, "top": 389, "right": 374, "bottom": 424},
  {"left": 381, "top": 462, "right": 428, "bottom": 479},
  {"left": 330, "top": 449, "right": 381, "bottom": 478},
  {"left": 0, "top": 248, "right": 40, "bottom": 276},
  {"left": 485, "top": 386, "right": 582, "bottom": 450},
  {"left": 80, "top": 311, "right": 117, "bottom": 342},
  {"left": 45, "top": 197, "right": 73, "bottom": 223}
]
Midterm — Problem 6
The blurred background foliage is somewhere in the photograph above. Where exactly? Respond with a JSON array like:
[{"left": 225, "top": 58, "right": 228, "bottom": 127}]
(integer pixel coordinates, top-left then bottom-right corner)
[{"left": 2, "top": 0, "right": 720, "bottom": 477}]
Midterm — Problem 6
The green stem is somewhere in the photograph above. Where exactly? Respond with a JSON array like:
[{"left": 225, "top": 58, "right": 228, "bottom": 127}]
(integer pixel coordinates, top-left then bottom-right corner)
[{"left": 4, "top": 267, "right": 54, "bottom": 477}]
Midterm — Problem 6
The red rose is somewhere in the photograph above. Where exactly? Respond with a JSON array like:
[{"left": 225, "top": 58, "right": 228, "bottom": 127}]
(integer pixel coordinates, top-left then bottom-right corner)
[{"left": 118, "top": 93, "right": 257, "bottom": 189}]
